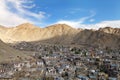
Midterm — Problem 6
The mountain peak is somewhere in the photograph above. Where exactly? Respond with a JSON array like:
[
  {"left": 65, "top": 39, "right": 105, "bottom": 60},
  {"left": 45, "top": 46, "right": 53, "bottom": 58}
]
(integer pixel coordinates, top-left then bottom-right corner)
[
  {"left": 16, "top": 23, "right": 39, "bottom": 29},
  {"left": 46, "top": 24, "right": 73, "bottom": 30},
  {"left": 99, "top": 27, "right": 120, "bottom": 35}
]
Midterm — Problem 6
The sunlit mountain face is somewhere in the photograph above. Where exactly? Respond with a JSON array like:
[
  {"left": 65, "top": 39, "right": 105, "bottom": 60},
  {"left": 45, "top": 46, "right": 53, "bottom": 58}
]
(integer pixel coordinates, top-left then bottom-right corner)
[{"left": 0, "top": 23, "right": 120, "bottom": 50}]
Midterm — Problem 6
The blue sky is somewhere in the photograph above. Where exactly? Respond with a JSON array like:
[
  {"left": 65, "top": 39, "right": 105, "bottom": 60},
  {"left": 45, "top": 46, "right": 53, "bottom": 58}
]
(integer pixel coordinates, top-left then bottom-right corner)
[
  {"left": 35, "top": 0, "right": 120, "bottom": 23},
  {"left": 0, "top": 0, "right": 120, "bottom": 29}
]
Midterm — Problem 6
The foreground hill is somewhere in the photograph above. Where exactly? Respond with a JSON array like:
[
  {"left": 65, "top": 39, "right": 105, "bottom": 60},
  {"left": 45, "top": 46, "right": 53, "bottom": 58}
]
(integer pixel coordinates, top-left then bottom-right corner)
[
  {"left": 0, "top": 40, "right": 29, "bottom": 62},
  {"left": 0, "top": 23, "right": 120, "bottom": 49}
]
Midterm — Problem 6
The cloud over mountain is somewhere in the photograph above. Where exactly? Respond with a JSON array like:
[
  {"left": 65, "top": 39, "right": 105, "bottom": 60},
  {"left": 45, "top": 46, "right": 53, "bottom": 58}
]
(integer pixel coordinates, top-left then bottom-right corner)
[
  {"left": 57, "top": 20, "right": 120, "bottom": 29},
  {"left": 0, "top": 0, "right": 46, "bottom": 27}
]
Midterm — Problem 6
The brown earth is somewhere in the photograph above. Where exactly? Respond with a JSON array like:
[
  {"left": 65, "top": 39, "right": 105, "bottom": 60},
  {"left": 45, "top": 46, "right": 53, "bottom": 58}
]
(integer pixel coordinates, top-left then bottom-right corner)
[{"left": 0, "top": 23, "right": 120, "bottom": 49}]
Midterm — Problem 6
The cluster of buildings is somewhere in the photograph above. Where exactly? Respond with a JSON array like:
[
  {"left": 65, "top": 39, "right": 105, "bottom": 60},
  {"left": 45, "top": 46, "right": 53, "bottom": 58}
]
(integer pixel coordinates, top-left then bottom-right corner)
[{"left": 0, "top": 43, "right": 120, "bottom": 80}]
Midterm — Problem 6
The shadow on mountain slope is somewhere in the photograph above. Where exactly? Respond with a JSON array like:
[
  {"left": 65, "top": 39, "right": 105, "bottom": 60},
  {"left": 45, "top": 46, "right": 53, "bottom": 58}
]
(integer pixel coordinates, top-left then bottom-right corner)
[{"left": 22, "top": 30, "right": 120, "bottom": 50}]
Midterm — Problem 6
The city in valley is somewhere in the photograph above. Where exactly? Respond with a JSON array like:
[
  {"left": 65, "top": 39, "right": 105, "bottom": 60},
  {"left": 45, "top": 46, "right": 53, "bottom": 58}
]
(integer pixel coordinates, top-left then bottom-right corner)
[
  {"left": 0, "top": 42, "right": 120, "bottom": 80},
  {"left": 0, "top": 0, "right": 120, "bottom": 80}
]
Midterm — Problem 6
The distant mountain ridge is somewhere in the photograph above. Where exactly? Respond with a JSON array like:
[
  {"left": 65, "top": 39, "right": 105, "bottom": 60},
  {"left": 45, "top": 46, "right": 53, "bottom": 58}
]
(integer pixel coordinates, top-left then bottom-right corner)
[
  {"left": 99, "top": 27, "right": 120, "bottom": 36},
  {"left": 0, "top": 23, "right": 120, "bottom": 49}
]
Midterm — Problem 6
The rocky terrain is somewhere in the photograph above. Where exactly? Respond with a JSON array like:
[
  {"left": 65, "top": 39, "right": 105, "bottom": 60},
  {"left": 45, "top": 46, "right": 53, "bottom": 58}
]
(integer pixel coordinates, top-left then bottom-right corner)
[
  {"left": 99, "top": 27, "right": 120, "bottom": 35},
  {"left": 0, "top": 23, "right": 120, "bottom": 49},
  {"left": 0, "top": 23, "right": 120, "bottom": 80},
  {"left": 0, "top": 40, "right": 30, "bottom": 62}
]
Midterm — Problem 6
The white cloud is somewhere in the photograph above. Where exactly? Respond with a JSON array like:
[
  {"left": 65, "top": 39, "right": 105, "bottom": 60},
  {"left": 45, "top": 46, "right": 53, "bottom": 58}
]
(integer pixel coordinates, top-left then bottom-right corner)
[
  {"left": 0, "top": 0, "right": 46, "bottom": 27},
  {"left": 56, "top": 11, "right": 120, "bottom": 29},
  {"left": 57, "top": 10, "right": 96, "bottom": 28},
  {"left": 89, "top": 19, "right": 95, "bottom": 22},
  {"left": 56, "top": 10, "right": 97, "bottom": 29},
  {"left": 56, "top": 20, "right": 120, "bottom": 29}
]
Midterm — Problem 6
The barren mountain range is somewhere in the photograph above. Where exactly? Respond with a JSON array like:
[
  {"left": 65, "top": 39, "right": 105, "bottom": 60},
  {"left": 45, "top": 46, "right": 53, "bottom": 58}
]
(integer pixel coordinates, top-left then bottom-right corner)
[{"left": 0, "top": 23, "right": 120, "bottom": 49}]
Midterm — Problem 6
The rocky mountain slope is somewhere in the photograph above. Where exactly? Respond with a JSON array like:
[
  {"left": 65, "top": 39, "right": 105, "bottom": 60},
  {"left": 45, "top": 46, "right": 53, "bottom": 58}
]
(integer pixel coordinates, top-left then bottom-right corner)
[
  {"left": 99, "top": 27, "right": 120, "bottom": 36},
  {"left": 0, "top": 40, "right": 29, "bottom": 62},
  {"left": 0, "top": 23, "right": 120, "bottom": 49},
  {"left": 0, "top": 23, "right": 79, "bottom": 43}
]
